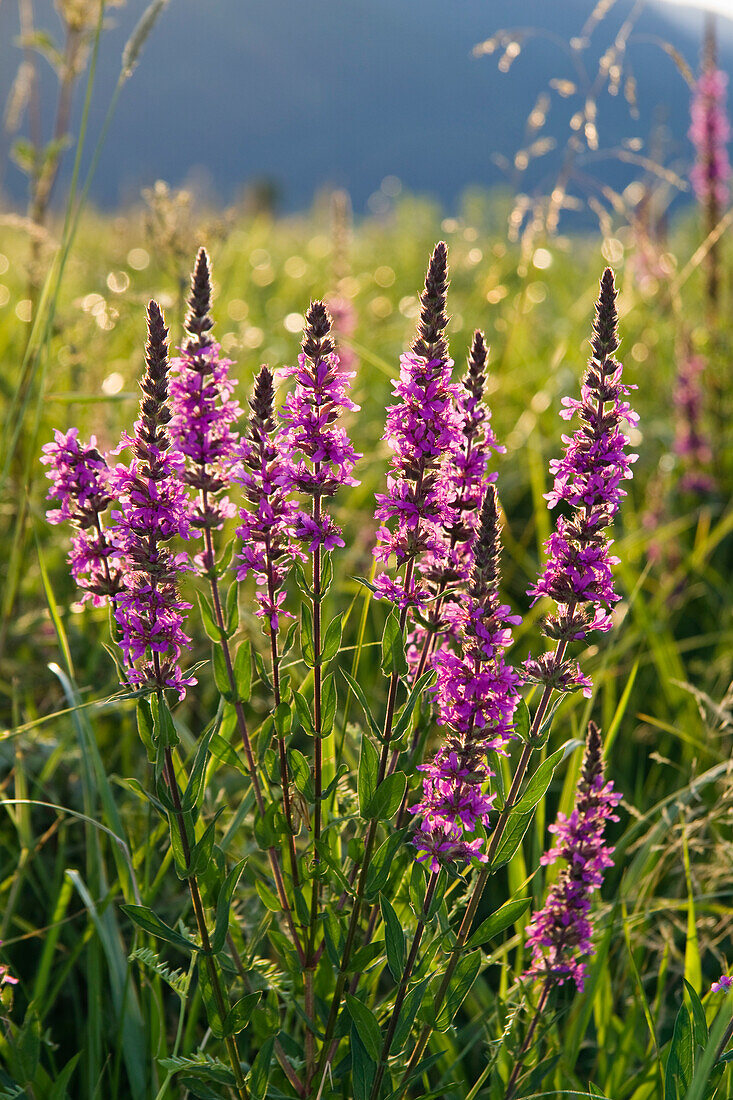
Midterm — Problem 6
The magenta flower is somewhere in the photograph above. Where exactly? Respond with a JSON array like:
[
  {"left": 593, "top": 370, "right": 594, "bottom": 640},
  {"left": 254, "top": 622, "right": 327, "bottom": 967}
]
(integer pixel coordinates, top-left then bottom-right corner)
[
  {"left": 712, "top": 975, "right": 733, "bottom": 994},
  {"left": 523, "top": 721, "right": 621, "bottom": 991},
  {"left": 411, "top": 487, "right": 520, "bottom": 871},
  {"left": 523, "top": 268, "right": 637, "bottom": 695},
  {"left": 373, "top": 243, "right": 464, "bottom": 613},
  {"left": 109, "top": 302, "right": 194, "bottom": 699},
  {"left": 41, "top": 428, "right": 124, "bottom": 606},
  {"left": 235, "top": 365, "right": 302, "bottom": 634},
  {"left": 689, "top": 66, "right": 731, "bottom": 210},
  {"left": 408, "top": 329, "right": 504, "bottom": 670},
  {"left": 169, "top": 249, "right": 241, "bottom": 567},
  {"left": 673, "top": 352, "right": 715, "bottom": 495},
  {"left": 279, "top": 301, "right": 360, "bottom": 548}
]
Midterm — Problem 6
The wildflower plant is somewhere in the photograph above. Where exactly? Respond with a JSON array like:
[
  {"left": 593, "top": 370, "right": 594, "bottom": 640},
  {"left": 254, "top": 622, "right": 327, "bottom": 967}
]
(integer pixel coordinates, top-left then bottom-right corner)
[{"left": 38, "top": 249, "right": 648, "bottom": 1100}]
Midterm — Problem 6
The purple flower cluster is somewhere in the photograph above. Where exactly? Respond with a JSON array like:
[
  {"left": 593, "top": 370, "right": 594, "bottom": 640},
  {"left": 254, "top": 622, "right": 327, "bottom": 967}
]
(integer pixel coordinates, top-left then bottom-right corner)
[
  {"left": 523, "top": 268, "right": 637, "bottom": 695},
  {"left": 712, "top": 975, "right": 733, "bottom": 994},
  {"left": 408, "top": 330, "right": 503, "bottom": 665},
  {"left": 41, "top": 428, "right": 124, "bottom": 606},
  {"left": 673, "top": 352, "right": 715, "bottom": 495},
  {"left": 523, "top": 721, "right": 621, "bottom": 991},
  {"left": 169, "top": 249, "right": 241, "bottom": 565},
  {"left": 279, "top": 301, "right": 360, "bottom": 551},
  {"left": 374, "top": 243, "right": 462, "bottom": 611},
  {"left": 110, "top": 302, "right": 194, "bottom": 699},
  {"left": 411, "top": 487, "right": 520, "bottom": 873},
  {"left": 689, "top": 66, "right": 731, "bottom": 210},
  {"left": 235, "top": 365, "right": 301, "bottom": 633}
]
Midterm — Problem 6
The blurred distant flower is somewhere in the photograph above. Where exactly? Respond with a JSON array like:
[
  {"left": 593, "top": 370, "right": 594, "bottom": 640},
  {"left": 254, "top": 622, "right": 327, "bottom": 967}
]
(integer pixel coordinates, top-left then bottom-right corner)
[
  {"left": 673, "top": 352, "right": 715, "bottom": 494},
  {"left": 689, "top": 66, "right": 731, "bottom": 211},
  {"left": 523, "top": 721, "right": 621, "bottom": 991},
  {"left": 712, "top": 975, "right": 733, "bottom": 993}
]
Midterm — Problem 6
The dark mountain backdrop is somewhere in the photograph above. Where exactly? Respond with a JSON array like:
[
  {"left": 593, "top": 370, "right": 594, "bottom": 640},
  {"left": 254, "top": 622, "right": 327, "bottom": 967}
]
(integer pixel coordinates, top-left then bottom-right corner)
[{"left": 1, "top": 0, "right": 732, "bottom": 213}]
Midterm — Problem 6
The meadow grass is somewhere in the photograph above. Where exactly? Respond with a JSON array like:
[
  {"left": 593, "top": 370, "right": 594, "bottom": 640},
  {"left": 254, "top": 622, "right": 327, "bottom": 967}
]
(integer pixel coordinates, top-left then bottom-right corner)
[{"left": 0, "top": 177, "right": 731, "bottom": 1100}]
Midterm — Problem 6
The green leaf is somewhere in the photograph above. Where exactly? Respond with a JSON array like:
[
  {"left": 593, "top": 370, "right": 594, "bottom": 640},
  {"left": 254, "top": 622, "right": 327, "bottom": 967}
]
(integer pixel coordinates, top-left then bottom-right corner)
[
  {"left": 209, "top": 732, "right": 248, "bottom": 776},
  {"left": 514, "top": 697, "right": 530, "bottom": 742},
  {"left": 288, "top": 748, "right": 314, "bottom": 801},
  {"left": 665, "top": 1002, "right": 693, "bottom": 1099},
  {"left": 381, "top": 609, "right": 408, "bottom": 677},
  {"left": 212, "top": 644, "right": 234, "bottom": 701},
  {"left": 366, "top": 771, "right": 407, "bottom": 821},
  {"left": 223, "top": 993, "right": 261, "bottom": 1036},
  {"left": 198, "top": 958, "right": 226, "bottom": 1038},
  {"left": 216, "top": 536, "right": 236, "bottom": 576},
  {"left": 254, "top": 803, "right": 286, "bottom": 851},
  {"left": 321, "top": 551, "right": 334, "bottom": 593},
  {"left": 293, "top": 691, "right": 315, "bottom": 736},
  {"left": 225, "top": 581, "right": 239, "bottom": 636},
  {"left": 409, "top": 863, "right": 426, "bottom": 916},
  {"left": 211, "top": 860, "right": 247, "bottom": 954},
  {"left": 151, "top": 693, "right": 179, "bottom": 748},
  {"left": 346, "top": 993, "right": 382, "bottom": 1061},
  {"left": 48, "top": 1053, "right": 81, "bottom": 1100},
  {"left": 233, "top": 640, "right": 252, "bottom": 702},
  {"left": 513, "top": 740, "right": 581, "bottom": 814},
  {"left": 365, "top": 830, "right": 406, "bottom": 898},
  {"left": 426, "top": 868, "right": 447, "bottom": 919},
  {"left": 167, "top": 809, "right": 193, "bottom": 879},
  {"left": 321, "top": 674, "right": 338, "bottom": 736},
  {"left": 381, "top": 895, "right": 405, "bottom": 981},
  {"left": 392, "top": 669, "right": 436, "bottom": 742},
  {"left": 435, "top": 950, "right": 482, "bottom": 1030},
  {"left": 358, "top": 735, "right": 380, "bottom": 816},
  {"left": 323, "top": 909, "right": 346, "bottom": 968},
  {"left": 190, "top": 810, "right": 224, "bottom": 877},
  {"left": 490, "top": 810, "right": 533, "bottom": 870},
  {"left": 392, "top": 978, "right": 429, "bottom": 1053},
  {"left": 136, "top": 699, "right": 156, "bottom": 762},
  {"left": 684, "top": 978, "right": 708, "bottom": 1048},
  {"left": 301, "top": 602, "right": 316, "bottom": 667},
  {"left": 121, "top": 904, "right": 197, "bottom": 953},
  {"left": 16, "top": 1004, "right": 41, "bottom": 1082},
  {"left": 197, "top": 590, "right": 223, "bottom": 641},
  {"left": 256, "top": 878, "right": 281, "bottom": 913},
  {"left": 467, "top": 897, "right": 532, "bottom": 948},
  {"left": 322, "top": 616, "right": 342, "bottom": 662},
  {"left": 341, "top": 669, "right": 382, "bottom": 740},
  {"left": 248, "top": 1035, "right": 275, "bottom": 1100},
  {"left": 280, "top": 618, "right": 298, "bottom": 657},
  {"left": 351, "top": 1023, "right": 376, "bottom": 1100},
  {"left": 182, "top": 726, "right": 215, "bottom": 811}
]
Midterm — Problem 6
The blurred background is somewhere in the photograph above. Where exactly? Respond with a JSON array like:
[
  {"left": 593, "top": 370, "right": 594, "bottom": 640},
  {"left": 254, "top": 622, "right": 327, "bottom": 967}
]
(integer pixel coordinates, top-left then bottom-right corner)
[{"left": 1, "top": 0, "right": 732, "bottom": 216}]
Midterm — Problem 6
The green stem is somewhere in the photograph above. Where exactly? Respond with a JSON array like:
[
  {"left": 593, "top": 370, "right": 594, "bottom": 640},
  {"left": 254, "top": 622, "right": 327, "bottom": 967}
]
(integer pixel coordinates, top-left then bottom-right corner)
[
  {"left": 503, "top": 980, "right": 551, "bottom": 1100},
  {"left": 397, "top": 656, "right": 565, "bottom": 1097},
  {"left": 162, "top": 743, "right": 248, "bottom": 1099},
  {"left": 305, "top": 489, "right": 323, "bottom": 1085},
  {"left": 203, "top": 526, "right": 305, "bottom": 965}
]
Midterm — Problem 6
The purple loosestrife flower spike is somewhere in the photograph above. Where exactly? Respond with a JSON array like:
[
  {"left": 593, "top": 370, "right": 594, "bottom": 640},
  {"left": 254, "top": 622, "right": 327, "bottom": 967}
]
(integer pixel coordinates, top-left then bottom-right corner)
[
  {"left": 523, "top": 268, "right": 637, "bottom": 699},
  {"left": 41, "top": 428, "right": 125, "bottom": 606},
  {"left": 689, "top": 54, "right": 731, "bottom": 212},
  {"left": 110, "top": 301, "right": 194, "bottom": 699},
  {"left": 410, "top": 330, "right": 504, "bottom": 666},
  {"left": 674, "top": 352, "right": 715, "bottom": 494},
  {"left": 523, "top": 721, "right": 621, "bottom": 991},
  {"left": 411, "top": 486, "right": 520, "bottom": 873},
  {"left": 235, "top": 365, "right": 301, "bottom": 633},
  {"left": 169, "top": 248, "right": 241, "bottom": 563},
  {"left": 279, "top": 301, "right": 361, "bottom": 550},
  {"left": 373, "top": 243, "right": 464, "bottom": 611}
]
